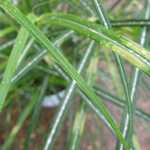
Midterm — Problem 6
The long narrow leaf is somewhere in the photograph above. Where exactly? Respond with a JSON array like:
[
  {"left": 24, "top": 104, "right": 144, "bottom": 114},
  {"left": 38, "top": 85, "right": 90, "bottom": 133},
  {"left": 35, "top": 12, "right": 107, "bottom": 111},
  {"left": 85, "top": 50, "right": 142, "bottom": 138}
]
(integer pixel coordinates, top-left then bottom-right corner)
[
  {"left": 91, "top": 1, "right": 133, "bottom": 148},
  {"left": 67, "top": 43, "right": 98, "bottom": 150},
  {"left": 43, "top": 41, "right": 94, "bottom": 150},
  {"left": 37, "top": 13, "right": 150, "bottom": 75},
  {"left": 0, "top": 15, "right": 33, "bottom": 111},
  {"left": 116, "top": 0, "right": 150, "bottom": 149}
]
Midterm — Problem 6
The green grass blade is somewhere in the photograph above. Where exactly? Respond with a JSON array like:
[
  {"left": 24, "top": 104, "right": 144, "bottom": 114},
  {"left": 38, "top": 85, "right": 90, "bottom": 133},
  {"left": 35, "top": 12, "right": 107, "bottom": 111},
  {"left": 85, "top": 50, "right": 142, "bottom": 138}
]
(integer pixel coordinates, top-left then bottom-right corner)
[
  {"left": 111, "top": 20, "right": 150, "bottom": 27},
  {"left": 0, "top": 24, "right": 29, "bottom": 111},
  {"left": 92, "top": 0, "right": 111, "bottom": 29},
  {"left": 115, "top": 56, "right": 133, "bottom": 145},
  {"left": 91, "top": 1, "right": 133, "bottom": 148},
  {"left": 91, "top": 0, "right": 123, "bottom": 96},
  {"left": 67, "top": 45, "right": 99, "bottom": 150},
  {"left": 0, "top": 14, "right": 37, "bottom": 111},
  {"left": 116, "top": 0, "right": 150, "bottom": 149},
  {"left": 43, "top": 41, "right": 94, "bottom": 150},
  {"left": 37, "top": 13, "right": 150, "bottom": 75}
]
